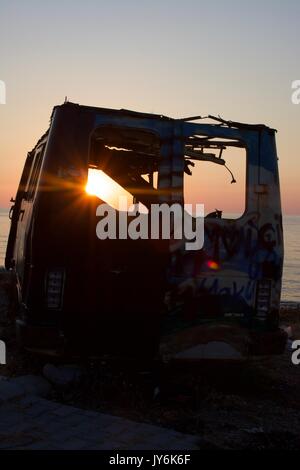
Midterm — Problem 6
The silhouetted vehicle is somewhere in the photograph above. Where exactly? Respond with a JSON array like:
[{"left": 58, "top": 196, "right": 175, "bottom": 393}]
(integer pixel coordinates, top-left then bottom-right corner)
[{"left": 5, "top": 102, "right": 287, "bottom": 360}]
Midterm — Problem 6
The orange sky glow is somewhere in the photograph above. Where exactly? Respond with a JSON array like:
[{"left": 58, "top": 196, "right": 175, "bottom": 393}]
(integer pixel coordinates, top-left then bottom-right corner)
[{"left": 0, "top": 0, "right": 299, "bottom": 214}]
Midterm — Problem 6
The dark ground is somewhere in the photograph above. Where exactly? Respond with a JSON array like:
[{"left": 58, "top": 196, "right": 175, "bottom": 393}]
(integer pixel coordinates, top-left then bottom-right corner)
[{"left": 1, "top": 271, "right": 300, "bottom": 450}]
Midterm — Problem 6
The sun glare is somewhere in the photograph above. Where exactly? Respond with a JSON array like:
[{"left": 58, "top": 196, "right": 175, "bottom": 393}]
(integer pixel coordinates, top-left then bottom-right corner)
[{"left": 85, "top": 168, "right": 133, "bottom": 209}]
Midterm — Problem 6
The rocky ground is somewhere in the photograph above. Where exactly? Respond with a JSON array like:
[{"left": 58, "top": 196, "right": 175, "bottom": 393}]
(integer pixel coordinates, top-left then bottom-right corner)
[{"left": 1, "top": 269, "right": 300, "bottom": 450}]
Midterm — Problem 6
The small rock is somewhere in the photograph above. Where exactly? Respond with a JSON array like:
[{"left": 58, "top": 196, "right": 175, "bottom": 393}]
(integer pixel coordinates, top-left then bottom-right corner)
[
  {"left": 12, "top": 375, "right": 52, "bottom": 398},
  {"left": 43, "top": 364, "right": 82, "bottom": 387}
]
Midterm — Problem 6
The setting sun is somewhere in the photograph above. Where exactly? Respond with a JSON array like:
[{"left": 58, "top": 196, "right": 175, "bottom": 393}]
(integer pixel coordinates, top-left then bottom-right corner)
[{"left": 85, "top": 168, "right": 133, "bottom": 210}]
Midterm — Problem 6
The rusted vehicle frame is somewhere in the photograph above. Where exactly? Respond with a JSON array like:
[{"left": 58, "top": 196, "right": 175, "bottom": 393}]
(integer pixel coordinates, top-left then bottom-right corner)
[{"left": 5, "top": 102, "right": 286, "bottom": 361}]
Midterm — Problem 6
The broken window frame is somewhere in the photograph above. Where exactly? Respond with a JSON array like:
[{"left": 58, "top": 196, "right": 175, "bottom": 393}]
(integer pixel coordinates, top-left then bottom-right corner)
[
  {"left": 88, "top": 125, "right": 162, "bottom": 210},
  {"left": 183, "top": 132, "right": 247, "bottom": 220}
]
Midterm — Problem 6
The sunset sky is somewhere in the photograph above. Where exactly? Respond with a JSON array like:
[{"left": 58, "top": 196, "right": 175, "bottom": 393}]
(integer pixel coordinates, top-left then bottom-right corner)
[{"left": 0, "top": 0, "right": 299, "bottom": 214}]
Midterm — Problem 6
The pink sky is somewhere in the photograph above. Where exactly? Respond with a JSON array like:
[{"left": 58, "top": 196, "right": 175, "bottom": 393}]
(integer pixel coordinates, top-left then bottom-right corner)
[{"left": 0, "top": 1, "right": 299, "bottom": 214}]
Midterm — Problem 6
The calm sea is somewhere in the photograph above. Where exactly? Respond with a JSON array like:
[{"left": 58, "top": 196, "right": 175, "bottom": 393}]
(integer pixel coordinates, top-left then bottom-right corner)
[{"left": 0, "top": 209, "right": 299, "bottom": 302}]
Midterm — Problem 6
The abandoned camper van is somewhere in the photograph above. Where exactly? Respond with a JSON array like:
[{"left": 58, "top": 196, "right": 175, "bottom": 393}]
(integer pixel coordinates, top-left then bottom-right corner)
[{"left": 5, "top": 102, "right": 287, "bottom": 360}]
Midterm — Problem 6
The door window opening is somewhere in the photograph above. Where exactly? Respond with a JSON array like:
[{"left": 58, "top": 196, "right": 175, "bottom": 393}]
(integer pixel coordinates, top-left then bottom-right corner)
[
  {"left": 183, "top": 135, "right": 246, "bottom": 219},
  {"left": 87, "top": 127, "right": 160, "bottom": 211}
]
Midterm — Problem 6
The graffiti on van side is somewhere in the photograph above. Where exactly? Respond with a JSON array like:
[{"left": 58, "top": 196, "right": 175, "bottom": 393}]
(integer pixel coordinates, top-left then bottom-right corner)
[
  {"left": 203, "top": 213, "right": 282, "bottom": 277},
  {"left": 198, "top": 277, "right": 256, "bottom": 302}
]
